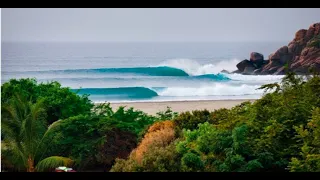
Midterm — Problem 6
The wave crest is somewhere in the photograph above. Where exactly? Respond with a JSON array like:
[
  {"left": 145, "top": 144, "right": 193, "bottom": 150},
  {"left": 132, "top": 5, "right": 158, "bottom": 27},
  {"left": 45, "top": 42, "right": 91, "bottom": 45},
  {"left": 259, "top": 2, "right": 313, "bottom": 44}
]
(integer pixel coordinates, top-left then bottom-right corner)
[{"left": 158, "top": 58, "right": 240, "bottom": 75}]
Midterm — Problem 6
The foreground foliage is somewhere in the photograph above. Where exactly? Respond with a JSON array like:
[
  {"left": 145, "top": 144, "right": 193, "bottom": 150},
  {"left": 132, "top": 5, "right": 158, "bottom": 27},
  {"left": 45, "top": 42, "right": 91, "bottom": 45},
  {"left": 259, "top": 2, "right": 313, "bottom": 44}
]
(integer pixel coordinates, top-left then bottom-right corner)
[
  {"left": 1, "top": 78, "right": 93, "bottom": 124},
  {"left": 1, "top": 95, "right": 73, "bottom": 172},
  {"left": 1, "top": 79, "right": 177, "bottom": 172},
  {"left": 45, "top": 103, "right": 160, "bottom": 171},
  {"left": 112, "top": 72, "right": 320, "bottom": 172}
]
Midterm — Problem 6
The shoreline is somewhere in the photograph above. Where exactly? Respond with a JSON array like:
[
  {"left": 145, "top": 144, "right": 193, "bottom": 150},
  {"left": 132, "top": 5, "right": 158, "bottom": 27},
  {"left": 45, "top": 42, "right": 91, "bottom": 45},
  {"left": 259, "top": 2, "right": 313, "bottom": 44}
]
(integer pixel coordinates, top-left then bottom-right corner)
[{"left": 99, "top": 99, "right": 256, "bottom": 115}]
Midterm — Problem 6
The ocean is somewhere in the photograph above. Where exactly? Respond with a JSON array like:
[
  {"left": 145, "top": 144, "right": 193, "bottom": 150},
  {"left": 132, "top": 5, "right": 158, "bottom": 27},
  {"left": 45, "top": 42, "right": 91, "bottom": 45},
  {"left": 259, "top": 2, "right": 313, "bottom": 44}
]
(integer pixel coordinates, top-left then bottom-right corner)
[{"left": 2, "top": 42, "right": 286, "bottom": 103}]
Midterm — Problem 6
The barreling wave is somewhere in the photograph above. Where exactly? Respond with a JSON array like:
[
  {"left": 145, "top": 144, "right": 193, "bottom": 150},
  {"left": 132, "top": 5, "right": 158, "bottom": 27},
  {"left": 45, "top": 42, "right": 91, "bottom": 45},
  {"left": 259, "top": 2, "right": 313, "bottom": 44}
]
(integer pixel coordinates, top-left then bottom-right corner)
[
  {"left": 36, "top": 66, "right": 189, "bottom": 76},
  {"left": 35, "top": 73, "right": 230, "bottom": 83},
  {"left": 14, "top": 58, "right": 240, "bottom": 78},
  {"left": 71, "top": 87, "right": 159, "bottom": 99},
  {"left": 71, "top": 83, "right": 264, "bottom": 101}
]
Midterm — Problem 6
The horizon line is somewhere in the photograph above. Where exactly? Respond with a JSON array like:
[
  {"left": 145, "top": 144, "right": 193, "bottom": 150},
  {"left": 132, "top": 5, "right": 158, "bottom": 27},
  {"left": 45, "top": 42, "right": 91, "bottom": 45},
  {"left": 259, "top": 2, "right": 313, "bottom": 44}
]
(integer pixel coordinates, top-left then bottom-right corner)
[{"left": 2, "top": 40, "right": 289, "bottom": 43}]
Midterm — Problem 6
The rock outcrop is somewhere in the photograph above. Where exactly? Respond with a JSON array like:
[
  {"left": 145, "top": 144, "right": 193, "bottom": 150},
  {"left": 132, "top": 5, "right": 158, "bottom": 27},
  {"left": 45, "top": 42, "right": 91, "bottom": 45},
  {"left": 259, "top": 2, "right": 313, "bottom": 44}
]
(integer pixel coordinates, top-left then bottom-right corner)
[
  {"left": 234, "top": 22, "right": 320, "bottom": 75},
  {"left": 235, "top": 56, "right": 269, "bottom": 75},
  {"left": 250, "top": 52, "right": 264, "bottom": 68}
]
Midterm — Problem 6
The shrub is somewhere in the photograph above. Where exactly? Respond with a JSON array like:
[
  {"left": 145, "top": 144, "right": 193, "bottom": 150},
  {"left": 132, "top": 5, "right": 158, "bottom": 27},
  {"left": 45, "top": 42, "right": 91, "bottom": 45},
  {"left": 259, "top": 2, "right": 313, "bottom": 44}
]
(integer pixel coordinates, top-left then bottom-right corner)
[
  {"left": 289, "top": 107, "right": 320, "bottom": 172},
  {"left": 174, "top": 109, "right": 211, "bottom": 130},
  {"left": 1, "top": 78, "right": 93, "bottom": 124},
  {"left": 45, "top": 104, "right": 158, "bottom": 171},
  {"left": 132, "top": 120, "right": 176, "bottom": 164},
  {"left": 110, "top": 120, "right": 178, "bottom": 171}
]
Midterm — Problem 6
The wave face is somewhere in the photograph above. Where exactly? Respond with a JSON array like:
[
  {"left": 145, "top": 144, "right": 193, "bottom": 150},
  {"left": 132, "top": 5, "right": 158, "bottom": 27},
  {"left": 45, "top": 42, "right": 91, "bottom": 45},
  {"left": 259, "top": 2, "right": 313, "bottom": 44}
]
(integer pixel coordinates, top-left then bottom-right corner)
[
  {"left": 71, "top": 87, "right": 159, "bottom": 100},
  {"left": 194, "top": 74, "right": 230, "bottom": 81},
  {"left": 71, "top": 82, "right": 265, "bottom": 103},
  {"left": 21, "top": 66, "right": 190, "bottom": 77}
]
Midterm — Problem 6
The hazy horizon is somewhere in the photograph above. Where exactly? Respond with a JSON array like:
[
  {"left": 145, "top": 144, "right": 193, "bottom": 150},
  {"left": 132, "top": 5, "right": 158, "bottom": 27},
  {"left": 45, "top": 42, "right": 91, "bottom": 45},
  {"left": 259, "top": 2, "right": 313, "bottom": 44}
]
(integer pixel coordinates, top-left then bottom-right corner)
[{"left": 2, "top": 8, "right": 320, "bottom": 43}]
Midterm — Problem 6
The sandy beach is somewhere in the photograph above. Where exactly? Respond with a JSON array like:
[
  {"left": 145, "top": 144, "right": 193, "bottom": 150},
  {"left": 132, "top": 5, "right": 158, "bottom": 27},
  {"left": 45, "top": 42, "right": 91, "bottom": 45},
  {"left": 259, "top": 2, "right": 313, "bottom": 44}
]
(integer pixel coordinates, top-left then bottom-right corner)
[{"left": 107, "top": 99, "right": 256, "bottom": 115}]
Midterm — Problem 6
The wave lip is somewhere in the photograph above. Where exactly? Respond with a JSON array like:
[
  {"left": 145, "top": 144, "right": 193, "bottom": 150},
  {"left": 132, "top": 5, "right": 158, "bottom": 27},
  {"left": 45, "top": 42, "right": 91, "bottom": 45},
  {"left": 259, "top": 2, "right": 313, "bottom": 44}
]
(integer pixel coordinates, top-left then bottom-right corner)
[
  {"left": 194, "top": 73, "right": 230, "bottom": 81},
  {"left": 45, "top": 66, "right": 190, "bottom": 77}
]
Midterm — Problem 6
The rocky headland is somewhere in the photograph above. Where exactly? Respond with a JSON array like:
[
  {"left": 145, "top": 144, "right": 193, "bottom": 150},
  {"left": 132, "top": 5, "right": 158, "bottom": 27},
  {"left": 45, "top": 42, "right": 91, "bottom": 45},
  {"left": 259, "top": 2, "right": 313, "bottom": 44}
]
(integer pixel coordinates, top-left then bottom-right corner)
[{"left": 231, "top": 22, "right": 320, "bottom": 75}]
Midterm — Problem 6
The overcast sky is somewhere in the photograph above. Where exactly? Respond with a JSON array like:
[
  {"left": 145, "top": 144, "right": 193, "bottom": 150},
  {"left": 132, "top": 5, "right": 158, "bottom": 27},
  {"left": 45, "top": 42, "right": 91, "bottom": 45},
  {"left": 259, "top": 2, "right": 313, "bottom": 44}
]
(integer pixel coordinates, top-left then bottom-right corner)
[{"left": 2, "top": 8, "right": 320, "bottom": 42}]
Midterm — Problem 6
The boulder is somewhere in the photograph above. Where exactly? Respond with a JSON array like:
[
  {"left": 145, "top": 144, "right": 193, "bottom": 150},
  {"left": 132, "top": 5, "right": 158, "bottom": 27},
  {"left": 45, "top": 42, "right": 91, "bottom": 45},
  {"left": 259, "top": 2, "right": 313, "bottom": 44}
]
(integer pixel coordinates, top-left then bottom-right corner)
[
  {"left": 232, "top": 70, "right": 241, "bottom": 74},
  {"left": 250, "top": 52, "right": 264, "bottom": 68},
  {"left": 291, "top": 47, "right": 320, "bottom": 74},
  {"left": 236, "top": 59, "right": 255, "bottom": 72},
  {"left": 260, "top": 59, "right": 282, "bottom": 75},
  {"left": 278, "top": 46, "right": 289, "bottom": 54},
  {"left": 288, "top": 43, "right": 296, "bottom": 54},
  {"left": 234, "top": 22, "right": 320, "bottom": 75},
  {"left": 253, "top": 68, "right": 262, "bottom": 75},
  {"left": 294, "top": 29, "right": 307, "bottom": 42},
  {"left": 269, "top": 46, "right": 292, "bottom": 64},
  {"left": 268, "top": 67, "right": 280, "bottom": 74},
  {"left": 242, "top": 66, "right": 256, "bottom": 75},
  {"left": 269, "top": 52, "right": 280, "bottom": 60},
  {"left": 310, "top": 22, "right": 320, "bottom": 36},
  {"left": 274, "top": 67, "right": 286, "bottom": 75},
  {"left": 306, "top": 25, "right": 315, "bottom": 40},
  {"left": 279, "top": 54, "right": 293, "bottom": 65}
]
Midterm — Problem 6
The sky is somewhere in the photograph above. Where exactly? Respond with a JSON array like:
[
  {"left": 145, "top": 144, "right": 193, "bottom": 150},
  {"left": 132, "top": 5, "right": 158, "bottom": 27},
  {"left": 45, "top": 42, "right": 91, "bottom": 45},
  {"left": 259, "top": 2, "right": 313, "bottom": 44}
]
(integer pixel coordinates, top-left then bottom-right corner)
[{"left": 2, "top": 8, "right": 320, "bottom": 42}]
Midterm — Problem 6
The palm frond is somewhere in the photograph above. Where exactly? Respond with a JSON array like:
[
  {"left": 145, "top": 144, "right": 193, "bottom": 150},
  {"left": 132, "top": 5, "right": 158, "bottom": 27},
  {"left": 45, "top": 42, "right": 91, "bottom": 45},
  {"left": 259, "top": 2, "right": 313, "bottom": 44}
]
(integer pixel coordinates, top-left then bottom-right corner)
[
  {"left": 2, "top": 94, "right": 49, "bottom": 171},
  {"left": 47, "top": 120, "right": 62, "bottom": 130},
  {"left": 34, "top": 120, "right": 62, "bottom": 161},
  {"left": 2, "top": 141, "right": 28, "bottom": 171},
  {"left": 1, "top": 118, "right": 21, "bottom": 142},
  {"left": 35, "top": 156, "right": 74, "bottom": 172}
]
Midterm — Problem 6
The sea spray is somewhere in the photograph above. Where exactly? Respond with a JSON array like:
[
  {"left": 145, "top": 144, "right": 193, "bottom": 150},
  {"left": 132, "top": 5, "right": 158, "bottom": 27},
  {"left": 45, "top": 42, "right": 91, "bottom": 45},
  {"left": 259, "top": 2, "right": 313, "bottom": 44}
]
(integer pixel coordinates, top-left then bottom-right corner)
[{"left": 158, "top": 58, "right": 240, "bottom": 75}]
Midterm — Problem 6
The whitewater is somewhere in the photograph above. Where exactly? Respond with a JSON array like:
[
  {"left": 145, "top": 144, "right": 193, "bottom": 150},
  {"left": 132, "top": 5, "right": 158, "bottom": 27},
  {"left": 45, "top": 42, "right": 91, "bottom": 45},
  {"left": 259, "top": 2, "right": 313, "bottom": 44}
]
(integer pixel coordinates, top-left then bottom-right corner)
[{"left": 2, "top": 42, "right": 285, "bottom": 102}]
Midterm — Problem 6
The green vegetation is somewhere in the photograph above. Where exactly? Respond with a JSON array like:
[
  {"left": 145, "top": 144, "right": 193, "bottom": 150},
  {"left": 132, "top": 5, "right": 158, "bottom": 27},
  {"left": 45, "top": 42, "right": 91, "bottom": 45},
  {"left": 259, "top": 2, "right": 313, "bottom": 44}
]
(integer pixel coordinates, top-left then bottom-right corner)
[
  {"left": 2, "top": 72, "right": 320, "bottom": 172},
  {"left": 1, "top": 94, "right": 73, "bottom": 172},
  {"left": 1, "top": 78, "right": 93, "bottom": 124},
  {"left": 111, "top": 72, "right": 320, "bottom": 172},
  {"left": 44, "top": 103, "right": 160, "bottom": 171}
]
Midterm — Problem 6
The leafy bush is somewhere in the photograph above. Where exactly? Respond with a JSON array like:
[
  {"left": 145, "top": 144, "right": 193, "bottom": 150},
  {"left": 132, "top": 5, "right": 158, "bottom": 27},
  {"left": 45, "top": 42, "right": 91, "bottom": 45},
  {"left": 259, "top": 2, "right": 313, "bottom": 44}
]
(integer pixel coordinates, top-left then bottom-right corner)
[
  {"left": 174, "top": 109, "right": 211, "bottom": 130},
  {"left": 289, "top": 107, "right": 320, "bottom": 172},
  {"left": 112, "top": 72, "right": 320, "bottom": 172},
  {"left": 132, "top": 120, "right": 175, "bottom": 164},
  {"left": 156, "top": 106, "right": 179, "bottom": 121},
  {"left": 110, "top": 120, "right": 178, "bottom": 171},
  {"left": 45, "top": 103, "right": 158, "bottom": 171},
  {"left": 176, "top": 122, "right": 262, "bottom": 172},
  {"left": 1, "top": 78, "right": 93, "bottom": 124}
]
